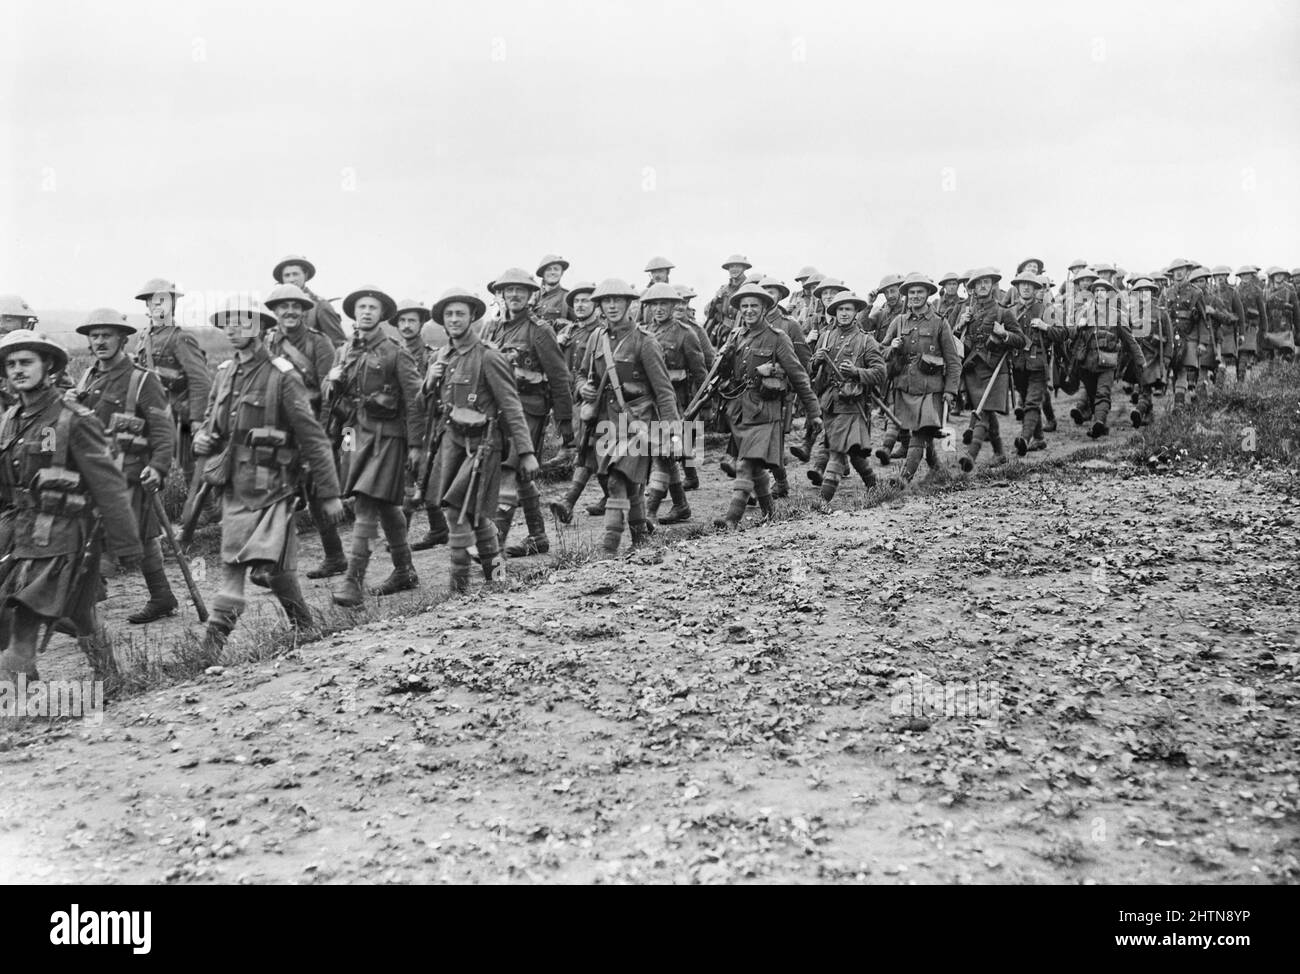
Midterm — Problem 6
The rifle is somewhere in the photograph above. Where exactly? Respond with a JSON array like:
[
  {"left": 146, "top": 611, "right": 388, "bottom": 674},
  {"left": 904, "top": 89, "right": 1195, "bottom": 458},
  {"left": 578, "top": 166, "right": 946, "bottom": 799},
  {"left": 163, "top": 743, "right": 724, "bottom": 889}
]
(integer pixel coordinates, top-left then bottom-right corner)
[
  {"left": 683, "top": 323, "right": 743, "bottom": 422},
  {"left": 458, "top": 416, "right": 498, "bottom": 526},
  {"left": 973, "top": 352, "right": 1009, "bottom": 415},
  {"left": 179, "top": 397, "right": 222, "bottom": 547},
  {"left": 817, "top": 351, "right": 878, "bottom": 432},
  {"left": 149, "top": 487, "right": 208, "bottom": 622},
  {"left": 38, "top": 513, "right": 103, "bottom": 655}
]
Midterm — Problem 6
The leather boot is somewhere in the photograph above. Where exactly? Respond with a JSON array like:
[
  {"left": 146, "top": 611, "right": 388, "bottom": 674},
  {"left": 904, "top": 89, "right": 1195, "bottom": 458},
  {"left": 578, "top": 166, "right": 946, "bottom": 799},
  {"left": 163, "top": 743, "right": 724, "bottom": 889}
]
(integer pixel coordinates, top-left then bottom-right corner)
[
  {"left": 411, "top": 506, "right": 449, "bottom": 550},
  {"left": 756, "top": 491, "right": 774, "bottom": 521},
  {"left": 331, "top": 555, "right": 369, "bottom": 608},
  {"left": 1014, "top": 436, "right": 1029, "bottom": 457},
  {"left": 269, "top": 572, "right": 317, "bottom": 633},
  {"left": 849, "top": 453, "right": 877, "bottom": 489},
  {"left": 819, "top": 471, "right": 840, "bottom": 503},
  {"left": 719, "top": 457, "right": 737, "bottom": 478},
  {"left": 371, "top": 545, "right": 419, "bottom": 596},
  {"left": 307, "top": 521, "right": 348, "bottom": 579},
  {"left": 449, "top": 546, "right": 473, "bottom": 594},
  {"left": 197, "top": 617, "right": 234, "bottom": 668},
  {"left": 959, "top": 429, "right": 985, "bottom": 472},
  {"left": 713, "top": 490, "right": 749, "bottom": 530},
  {"left": 644, "top": 487, "right": 667, "bottom": 519},
  {"left": 505, "top": 496, "right": 550, "bottom": 557},
  {"left": 658, "top": 483, "right": 692, "bottom": 524},
  {"left": 550, "top": 469, "right": 591, "bottom": 524},
  {"left": 771, "top": 468, "right": 789, "bottom": 499},
  {"left": 600, "top": 503, "right": 627, "bottom": 555},
  {"left": 128, "top": 568, "right": 178, "bottom": 624},
  {"left": 475, "top": 523, "right": 504, "bottom": 582},
  {"left": 628, "top": 519, "right": 656, "bottom": 548},
  {"left": 682, "top": 464, "right": 700, "bottom": 491},
  {"left": 585, "top": 495, "right": 607, "bottom": 517},
  {"left": 493, "top": 506, "right": 515, "bottom": 548},
  {"left": 989, "top": 436, "right": 1007, "bottom": 467},
  {"left": 889, "top": 438, "right": 909, "bottom": 460}
]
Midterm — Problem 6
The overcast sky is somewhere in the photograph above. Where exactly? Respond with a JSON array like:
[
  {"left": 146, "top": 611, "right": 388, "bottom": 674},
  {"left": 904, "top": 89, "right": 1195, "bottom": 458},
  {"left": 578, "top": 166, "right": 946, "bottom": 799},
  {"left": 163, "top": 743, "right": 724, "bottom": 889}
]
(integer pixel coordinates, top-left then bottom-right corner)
[{"left": 3, "top": 0, "right": 1297, "bottom": 322}]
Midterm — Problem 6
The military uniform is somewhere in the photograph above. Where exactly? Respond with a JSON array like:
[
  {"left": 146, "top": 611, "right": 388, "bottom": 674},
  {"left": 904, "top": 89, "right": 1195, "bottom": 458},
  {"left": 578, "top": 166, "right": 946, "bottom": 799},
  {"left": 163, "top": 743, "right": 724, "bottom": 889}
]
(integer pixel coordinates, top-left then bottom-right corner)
[
  {"left": 810, "top": 306, "right": 887, "bottom": 503},
  {"left": 644, "top": 315, "right": 706, "bottom": 523},
  {"left": 1009, "top": 290, "right": 1066, "bottom": 454},
  {"left": 1262, "top": 278, "right": 1300, "bottom": 361},
  {"left": 1235, "top": 272, "right": 1268, "bottom": 378},
  {"left": 266, "top": 324, "right": 335, "bottom": 416},
  {"left": 73, "top": 349, "right": 176, "bottom": 621},
  {"left": 1166, "top": 276, "right": 1213, "bottom": 401},
  {"left": 0, "top": 381, "right": 141, "bottom": 683},
  {"left": 1066, "top": 286, "right": 1143, "bottom": 436},
  {"left": 1126, "top": 284, "right": 1174, "bottom": 426},
  {"left": 705, "top": 275, "right": 748, "bottom": 345},
  {"left": 958, "top": 291, "right": 1025, "bottom": 469},
  {"left": 1210, "top": 282, "right": 1247, "bottom": 374},
  {"left": 134, "top": 323, "right": 211, "bottom": 480},
  {"left": 881, "top": 298, "right": 961, "bottom": 483},
  {"left": 535, "top": 286, "right": 570, "bottom": 324}
]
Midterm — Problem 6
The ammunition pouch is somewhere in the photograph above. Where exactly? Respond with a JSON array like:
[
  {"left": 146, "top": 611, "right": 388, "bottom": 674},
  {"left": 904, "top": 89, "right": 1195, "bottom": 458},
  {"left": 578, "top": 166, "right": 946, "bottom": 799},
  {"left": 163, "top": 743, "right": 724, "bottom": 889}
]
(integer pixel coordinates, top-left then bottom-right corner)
[
  {"left": 667, "top": 369, "right": 688, "bottom": 384},
  {"left": 1096, "top": 349, "right": 1119, "bottom": 369},
  {"left": 919, "top": 353, "right": 945, "bottom": 375},
  {"left": 109, "top": 411, "right": 150, "bottom": 456},
  {"left": 155, "top": 366, "right": 186, "bottom": 393},
  {"left": 248, "top": 426, "right": 289, "bottom": 448},
  {"left": 30, "top": 466, "right": 89, "bottom": 518},
  {"left": 514, "top": 368, "right": 548, "bottom": 391},
  {"left": 363, "top": 388, "right": 401, "bottom": 420},
  {"left": 837, "top": 380, "right": 864, "bottom": 400},
  {"left": 448, "top": 406, "right": 489, "bottom": 436},
  {"left": 622, "top": 381, "right": 649, "bottom": 399}
]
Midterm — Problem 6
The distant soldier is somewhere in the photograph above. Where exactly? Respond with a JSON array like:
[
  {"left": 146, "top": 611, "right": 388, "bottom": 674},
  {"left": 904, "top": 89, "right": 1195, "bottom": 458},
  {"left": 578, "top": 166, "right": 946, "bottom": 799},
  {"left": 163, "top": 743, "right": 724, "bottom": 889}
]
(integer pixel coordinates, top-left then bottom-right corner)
[
  {"left": 1007, "top": 272, "right": 1065, "bottom": 455},
  {"left": 787, "top": 267, "right": 820, "bottom": 332},
  {"left": 71, "top": 308, "right": 177, "bottom": 624},
  {"left": 0, "top": 330, "right": 141, "bottom": 687},
  {"left": 423, "top": 289, "right": 539, "bottom": 592},
  {"left": 1164, "top": 257, "right": 1213, "bottom": 403},
  {"left": 549, "top": 283, "right": 605, "bottom": 523},
  {"left": 712, "top": 284, "right": 821, "bottom": 530},
  {"left": 1262, "top": 266, "right": 1300, "bottom": 362},
  {"left": 760, "top": 277, "right": 811, "bottom": 499},
  {"left": 1004, "top": 259, "right": 1045, "bottom": 309},
  {"left": 641, "top": 283, "right": 706, "bottom": 524},
  {"left": 1126, "top": 277, "right": 1174, "bottom": 428},
  {"left": 262, "top": 283, "right": 348, "bottom": 577},
  {"left": 1206, "top": 266, "right": 1245, "bottom": 385},
  {"left": 534, "top": 255, "right": 571, "bottom": 324},
  {"left": 863, "top": 274, "right": 904, "bottom": 340},
  {"left": 1058, "top": 259, "right": 1090, "bottom": 322},
  {"left": 673, "top": 284, "right": 712, "bottom": 491},
  {"left": 932, "top": 273, "right": 964, "bottom": 329},
  {"left": 391, "top": 298, "right": 450, "bottom": 551},
  {"left": 485, "top": 268, "right": 574, "bottom": 557},
  {"left": 881, "top": 274, "right": 961, "bottom": 484},
  {"left": 577, "top": 279, "right": 682, "bottom": 554},
  {"left": 704, "top": 254, "right": 753, "bottom": 345},
  {"left": 192, "top": 298, "right": 343, "bottom": 656},
  {"left": 133, "top": 278, "right": 210, "bottom": 482},
  {"left": 644, "top": 256, "right": 674, "bottom": 286},
  {"left": 1234, "top": 265, "right": 1268, "bottom": 380},
  {"left": 325, "top": 287, "right": 426, "bottom": 607},
  {"left": 809, "top": 292, "right": 886, "bottom": 503},
  {"left": 957, "top": 268, "right": 1025, "bottom": 471},
  {"left": 1066, "top": 277, "right": 1143, "bottom": 439},
  {"left": 0, "top": 294, "right": 38, "bottom": 335},
  {"left": 273, "top": 254, "right": 346, "bottom": 346}
]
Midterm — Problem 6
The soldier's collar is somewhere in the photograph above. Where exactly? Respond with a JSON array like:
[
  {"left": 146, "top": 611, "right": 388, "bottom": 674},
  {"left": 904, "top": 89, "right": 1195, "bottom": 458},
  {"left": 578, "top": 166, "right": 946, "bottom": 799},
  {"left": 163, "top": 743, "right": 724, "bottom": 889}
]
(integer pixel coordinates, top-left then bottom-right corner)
[
  {"left": 94, "top": 353, "right": 132, "bottom": 374},
  {"left": 354, "top": 326, "right": 386, "bottom": 348}
]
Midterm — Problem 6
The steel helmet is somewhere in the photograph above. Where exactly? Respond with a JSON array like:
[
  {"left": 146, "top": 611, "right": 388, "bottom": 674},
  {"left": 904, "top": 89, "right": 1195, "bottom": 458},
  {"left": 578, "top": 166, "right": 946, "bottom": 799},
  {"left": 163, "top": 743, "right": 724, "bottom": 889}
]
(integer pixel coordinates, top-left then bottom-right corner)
[
  {"left": 1210, "top": 265, "right": 1231, "bottom": 277},
  {"left": 937, "top": 272, "right": 962, "bottom": 286},
  {"left": 640, "top": 282, "right": 682, "bottom": 304},
  {"left": 1187, "top": 267, "right": 1212, "bottom": 283},
  {"left": 1131, "top": 278, "right": 1159, "bottom": 292},
  {"left": 1167, "top": 257, "right": 1196, "bottom": 273},
  {"left": 744, "top": 271, "right": 764, "bottom": 284},
  {"left": 535, "top": 254, "right": 570, "bottom": 277},
  {"left": 209, "top": 295, "right": 278, "bottom": 333},
  {"left": 721, "top": 253, "right": 753, "bottom": 271},
  {"left": 494, "top": 268, "right": 541, "bottom": 293},
  {"left": 273, "top": 254, "right": 317, "bottom": 283},
  {"left": 1091, "top": 277, "right": 1118, "bottom": 292},
  {"left": 960, "top": 269, "right": 977, "bottom": 284},
  {"left": 1235, "top": 264, "right": 1259, "bottom": 276},
  {"left": 825, "top": 291, "right": 870, "bottom": 315},
  {"left": 643, "top": 256, "right": 675, "bottom": 273},
  {"left": 675, "top": 284, "right": 698, "bottom": 301},
  {"left": 900, "top": 273, "right": 938, "bottom": 297},
  {"left": 430, "top": 287, "right": 487, "bottom": 324},
  {"left": 876, "top": 274, "right": 905, "bottom": 290},
  {"left": 393, "top": 298, "right": 431, "bottom": 324},
  {"left": 0, "top": 329, "right": 69, "bottom": 373},
  {"left": 793, "top": 265, "right": 819, "bottom": 283},
  {"left": 76, "top": 307, "right": 137, "bottom": 336},
  {"left": 0, "top": 294, "right": 38, "bottom": 322},
  {"left": 804, "top": 271, "right": 825, "bottom": 290},
  {"left": 564, "top": 282, "right": 597, "bottom": 310},
  {"left": 1016, "top": 258, "right": 1044, "bottom": 274},
  {"left": 812, "top": 276, "right": 847, "bottom": 299},
  {"left": 134, "top": 277, "right": 184, "bottom": 302},
  {"left": 590, "top": 278, "right": 639, "bottom": 303},
  {"left": 1068, "top": 257, "right": 1088, "bottom": 271},
  {"left": 728, "top": 283, "right": 776, "bottom": 310},
  {"left": 1010, "top": 270, "right": 1042, "bottom": 288},
  {"left": 759, "top": 276, "right": 791, "bottom": 301},
  {"left": 1266, "top": 266, "right": 1289, "bottom": 279},
  {"left": 1074, "top": 267, "right": 1099, "bottom": 283},
  {"left": 969, "top": 267, "right": 1002, "bottom": 285},
  {"left": 263, "top": 283, "right": 317, "bottom": 311},
  {"left": 343, "top": 286, "right": 397, "bottom": 322},
  {"left": 1093, "top": 262, "right": 1116, "bottom": 275}
]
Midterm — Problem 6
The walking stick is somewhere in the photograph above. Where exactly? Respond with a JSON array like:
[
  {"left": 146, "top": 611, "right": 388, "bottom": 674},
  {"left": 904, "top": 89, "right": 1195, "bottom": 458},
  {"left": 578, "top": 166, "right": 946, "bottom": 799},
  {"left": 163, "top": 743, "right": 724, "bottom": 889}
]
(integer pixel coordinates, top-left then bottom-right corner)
[
  {"left": 150, "top": 487, "right": 209, "bottom": 622},
  {"left": 973, "top": 352, "right": 1010, "bottom": 415}
]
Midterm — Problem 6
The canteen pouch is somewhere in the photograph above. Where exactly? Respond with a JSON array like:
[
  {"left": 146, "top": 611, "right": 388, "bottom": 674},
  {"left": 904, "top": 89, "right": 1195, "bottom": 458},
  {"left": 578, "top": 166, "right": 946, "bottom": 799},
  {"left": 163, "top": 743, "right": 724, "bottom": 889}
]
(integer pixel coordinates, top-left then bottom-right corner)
[
  {"left": 919, "top": 353, "right": 945, "bottom": 375},
  {"left": 579, "top": 401, "right": 599, "bottom": 422},
  {"left": 667, "top": 369, "right": 688, "bottom": 383},
  {"left": 364, "top": 387, "right": 401, "bottom": 420},
  {"left": 107, "top": 412, "right": 146, "bottom": 436},
  {"left": 756, "top": 362, "right": 787, "bottom": 400},
  {"left": 837, "top": 380, "right": 864, "bottom": 400},
  {"left": 621, "top": 381, "right": 649, "bottom": 398},
  {"left": 1096, "top": 350, "right": 1119, "bottom": 369},
  {"left": 448, "top": 406, "right": 488, "bottom": 436},
  {"left": 155, "top": 365, "right": 186, "bottom": 393}
]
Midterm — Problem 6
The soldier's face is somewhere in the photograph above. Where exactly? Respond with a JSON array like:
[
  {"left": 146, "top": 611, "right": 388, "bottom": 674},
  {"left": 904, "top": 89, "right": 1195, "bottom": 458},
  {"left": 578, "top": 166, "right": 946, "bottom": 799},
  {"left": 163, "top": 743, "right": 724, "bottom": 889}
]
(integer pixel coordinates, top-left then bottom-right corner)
[
  {"left": 1172, "top": 268, "right": 1187, "bottom": 283},
  {"left": 571, "top": 294, "right": 594, "bottom": 319},
  {"left": 502, "top": 285, "right": 531, "bottom": 313},
  {"left": 540, "top": 264, "right": 564, "bottom": 286},
  {"left": 87, "top": 327, "right": 127, "bottom": 361},
  {"left": 396, "top": 312, "right": 424, "bottom": 341},
  {"left": 1023, "top": 262, "right": 1043, "bottom": 276},
  {"left": 648, "top": 300, "right": 674, "bottom": 324},
  {"left": 907, "top": 286, "right": 928, "bottom": 309},
  {"left": 1017, "top": 283, "right": 1035, "bottom": 301},
  {"left": 276, "top": 300, "right": 306, "bottom": 332},
  {"left": 601, "top": 296, "right": 628, "bottom": 324},
  {"left": 724, "top": 263, "right": 746, "bottom": 279},
  {"left": 4, "top": 350, "right": 46, "bottom": 391},
  {"left": 354, "top": 296, "right": 383, "bottom": 331},
  {"left": 885, "top": 286, "right": 901, "bottom": 304},
  {"left": 442, "top": 303, "right": 473, "bottom": 340},
  {"left": 648, "top": 270, "right": 669, "bottom": 284},
  {"left": 147, "top": 292, "right": 174, "bottom": 322},
  {"left": 219, "top": 312, "right": 262, "bottom": 345},
  {"left": 763, "top": 287, "right": 784, "bottom": 306},
  {"left": 280, "top": 265, "right": 307, "bottom": 288},
  {"left": 1271, "top": 274, "right": 1288, "bottom": 286},
  {"left": 835, "top": 305, "right": 856, "bottom": 326},
  {"left": 942, "top": 282, "right": 958, "bottom": 297},
  {"left": 973, "top": 278, "right": 993, "bottom": 298},
  {"left": 0, "top": 315, "right": 25, "bottom": 333},
  {"left": 737, "top": 297, "right": 764, "bottom": 325}
]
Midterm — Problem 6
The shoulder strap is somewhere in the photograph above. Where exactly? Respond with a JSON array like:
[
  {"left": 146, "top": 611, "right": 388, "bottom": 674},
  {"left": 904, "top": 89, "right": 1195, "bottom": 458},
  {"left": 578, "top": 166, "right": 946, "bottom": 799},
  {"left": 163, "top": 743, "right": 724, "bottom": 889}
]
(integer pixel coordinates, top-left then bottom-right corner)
[
  {"left": 52, "top": 404, "right": 74, "bottom": 468},
  {"left": 126, "top": 367, "right": 147, "bottom": 414},
  {"left": 265, "top": 359, "right": 284, "bottom": 431}
]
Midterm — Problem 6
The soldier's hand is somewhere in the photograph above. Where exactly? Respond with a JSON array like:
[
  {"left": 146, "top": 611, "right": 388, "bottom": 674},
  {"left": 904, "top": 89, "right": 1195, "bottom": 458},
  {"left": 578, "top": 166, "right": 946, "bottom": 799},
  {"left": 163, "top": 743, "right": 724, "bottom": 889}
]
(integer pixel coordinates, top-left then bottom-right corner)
[
  {"left": 890, "top": 336, "right": 904, "bottom": 350},
  {"left": 839, "top": 360, "right": 855, "bottom": 373},
  {"left": 407, "top": 447, "right": 422, "bottom": 471},
  {"left": 1030, "top": 317, "right": 1048, "bottom": 330},
  {"left": 192, "top": 431, "right": 215, "bottom": 456},
  {"left": 320, "top": 497, "right": 346, "bottom": 525},
  {"left": 579, "top": 380, "right": 600, "bottom": 403},
  {"left": 993, "top": 322, "right": 1008, "bottom": 338},
  {"left": 518, "top": 452, "right": 540, "bottom": 482},
  {"left": 139, "top": 466, "right": 163, "bottom": 491},
  {"left": 943, "top": 392, "right": 958, "bottom": 407}
]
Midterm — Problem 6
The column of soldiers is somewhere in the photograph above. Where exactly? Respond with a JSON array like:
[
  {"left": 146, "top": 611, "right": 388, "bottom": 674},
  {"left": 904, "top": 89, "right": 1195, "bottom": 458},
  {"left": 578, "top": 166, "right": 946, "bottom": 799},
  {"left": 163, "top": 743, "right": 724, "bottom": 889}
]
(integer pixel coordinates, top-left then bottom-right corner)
[{"left": 1, "top": 254, "right": 1296, "bottom": 694}]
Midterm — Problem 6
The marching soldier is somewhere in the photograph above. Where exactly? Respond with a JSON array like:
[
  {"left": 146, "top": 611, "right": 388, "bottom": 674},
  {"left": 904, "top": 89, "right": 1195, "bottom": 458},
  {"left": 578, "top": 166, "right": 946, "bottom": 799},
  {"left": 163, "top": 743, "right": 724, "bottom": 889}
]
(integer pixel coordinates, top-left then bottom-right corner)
[
  {"left": 1003, "top": 259, "right": 1044, "bottom": 308},
  {"left": 1126, "top": 277, "right": 1174, "bottom": 427},
  {"left": 391, "top": 298, "right": 451, "bottom": 551},
  {"left": 0, "top": 295, "right": 38, "bottom": 334},
  {"left": 810, "top": 292, "right": 886, "bottom": 503},
  {"left": 933, "top": 273, "right": 964, "bottom": 328},
  {"left": 1234, "top": 265, "right": 1268, "bottom": 380},
  {"left": 1008, "top": 272, "right": 1064, "bottom": 456},
  {"left": 1164, "top": 257, "right": 1213, "bottom": 403},
  {"left": 263, "top": 283, "right": 348, "bottom": 577},
  {"left": 192, "top": 298, "right": 343, "bottom": 656},
  {"left": 71, "top": 308, "right": 177, "bottom": 624},
  {"left": 423, "top": 289, "right": 539, "bottom": 592},
  {"left": 761, "top": 277, "right": 812, "bottom": 499},
  {"left": 673, "top": 284, "right": 712, "bottom": 490},
  {"left": 712, "top": 284, "right": 821, "bottom": 530},
  {"left": 881, "top": 274, "right": 961, "bottom": 484},
  {"left": 644, "top": 256, "right": 674, "bottom": 286},
  {"left": 549, "top": 283, "right": 607, "bottom": 523},
  {"left": 957, "top": 268, "right": 1025, "bottom": 471},
  {"left": 325, "top": 287, "right": 426, "bottom": 607},
  {"left": 788, "top": 267, "right": 820, "bottom": 331},
  {"left": 1058, "top": 259, "right": 1089, "bottom": 320},
  {"left": 864, "top": 275, "right": 905, "bottom": 340},
  {"left": 1066, "top": 276, "right": 1143, "bottom": 438},
  {"left": 535, "top": 255, "right": 571, "bottom": 324},
  {"left": 1205, "top": 266, "right": 1244, "bottom": 384},
  {"left": 1262, "top": 266, "right": 1300, "bottom": 362},
  {"left": 273, "top": 254, "right": 346, "bottom": 346},
  {"left": 486, "top": 268, "right": 574, "bottom": 556},
  {"left": 0, "top": 330, "right": 141, "bottom": 687},
  {"left": 704, "top": 254, "right": 753, "bottom": 344},
  {"left": 578, "top": 279, "right": 682, "bottom": 554},
  {"left": 133, "top": 278, "right": 210, "bottom": 483},
  {"left": 641, "top": 283, "right": 705, "bottom": 524}
]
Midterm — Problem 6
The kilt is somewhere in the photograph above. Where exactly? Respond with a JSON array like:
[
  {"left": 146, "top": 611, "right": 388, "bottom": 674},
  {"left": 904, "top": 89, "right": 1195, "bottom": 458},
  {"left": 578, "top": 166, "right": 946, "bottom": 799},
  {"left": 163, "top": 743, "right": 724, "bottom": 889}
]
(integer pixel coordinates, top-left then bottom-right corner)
[
  {"left": 892, "top": 389, "right": 944, "bottom": 432},
  {"left": 429, "top": 430, "right": 503, "bottom": 525},
  {"left": 502, "top": 412, "right": 546, "bottom": 470},
  {"left": 221, "top": 495, "right": 298, "bottom": 569},
  {"left": 594, "top": 398, "right": 655, "bottom": 484},
  {"left": 128, "top": 483, "right": 162, "bottom": 542},
  {"left": 4, "top": 518, "right": 103, "bottom": 621},
  {"left": 342, "top": 426, "right": 407, "bottom": 505},
  {"left": 823, "top": 407, "right": 871, "bottom": 455},
  {"left": 962, "top": 356, "right": 1011, "bottom": 414}
]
